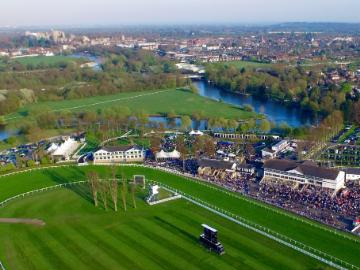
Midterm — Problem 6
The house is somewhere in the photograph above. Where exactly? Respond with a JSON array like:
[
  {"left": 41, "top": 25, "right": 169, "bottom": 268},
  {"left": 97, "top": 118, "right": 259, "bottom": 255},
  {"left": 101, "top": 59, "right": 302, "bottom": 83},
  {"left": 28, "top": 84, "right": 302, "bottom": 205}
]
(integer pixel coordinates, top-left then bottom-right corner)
[
  {"left": 263, "top": 159, "right": 345, "bottom": 190},
  {"left": 262, "top": 140, "right": 289, "bottom": 159},
  {"left": 261, "top": 148, "right": 277, "bottom": 159},
  {"left": 93, "top": 145, "right": 145, "bottom": 164}
]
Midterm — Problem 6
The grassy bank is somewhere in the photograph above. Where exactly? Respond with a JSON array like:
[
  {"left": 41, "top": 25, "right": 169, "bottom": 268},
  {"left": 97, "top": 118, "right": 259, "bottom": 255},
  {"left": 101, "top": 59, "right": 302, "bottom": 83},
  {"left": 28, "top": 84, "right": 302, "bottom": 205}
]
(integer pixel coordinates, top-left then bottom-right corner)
[{"left": 4, "top": 88, "right": 260, "bottom": 122}]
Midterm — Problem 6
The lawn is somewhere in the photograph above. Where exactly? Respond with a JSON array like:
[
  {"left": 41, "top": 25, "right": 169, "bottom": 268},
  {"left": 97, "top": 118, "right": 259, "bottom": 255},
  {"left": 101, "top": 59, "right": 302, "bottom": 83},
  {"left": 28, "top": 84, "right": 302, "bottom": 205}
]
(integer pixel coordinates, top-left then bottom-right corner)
[
  {"left": 0, "top": 165, "right": 359, "bottom": 269},
  {"left": 208, "top": 60, "right": 273, "bottom": 69},
  {"left": 7, "top": 55, "right": 86, "bottom": 66},
  {"left": 4, "top": 88, "right": 259, "bottom": 122},
  {"left": 0, "top": 184, "right": 328, "bottom": 270}
]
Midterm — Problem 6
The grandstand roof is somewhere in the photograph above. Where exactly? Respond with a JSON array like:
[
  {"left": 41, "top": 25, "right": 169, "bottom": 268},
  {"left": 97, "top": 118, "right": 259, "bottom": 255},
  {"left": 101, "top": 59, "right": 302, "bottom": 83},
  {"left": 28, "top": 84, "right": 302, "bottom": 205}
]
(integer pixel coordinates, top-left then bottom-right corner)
[
  {"left": 264, "top": 159, "right": 340, "bottom": 180},
  {"left": 198, "top": 158, "right": 236, "bottom": 170}
]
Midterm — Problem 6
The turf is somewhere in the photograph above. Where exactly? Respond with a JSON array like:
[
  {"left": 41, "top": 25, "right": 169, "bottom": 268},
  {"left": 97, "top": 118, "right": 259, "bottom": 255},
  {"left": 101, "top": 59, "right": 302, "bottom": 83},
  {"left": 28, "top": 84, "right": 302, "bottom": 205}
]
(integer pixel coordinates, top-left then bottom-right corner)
[
  {"left": 6, "top": 55, "right": 85, "bottom": 66},
  {"left": 0, "top": 185, "right": 329, "bottom": 270},
  {"left": 208, "top": 60, "right": 273, "bottom": 69},
  {"left": 0, "top": 165, "right": 359, "bottom": 269},
  {"left": 4, "top": 88, "right": 259, "bottom": 122}
]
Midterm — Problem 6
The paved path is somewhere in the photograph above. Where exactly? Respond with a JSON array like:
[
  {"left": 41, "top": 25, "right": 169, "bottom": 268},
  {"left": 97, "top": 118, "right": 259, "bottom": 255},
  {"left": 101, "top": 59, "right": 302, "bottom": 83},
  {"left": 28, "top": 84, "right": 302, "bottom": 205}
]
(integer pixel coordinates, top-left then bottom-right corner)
[{"left": 0, "top": 218, "right": 45, "bottom": 226}]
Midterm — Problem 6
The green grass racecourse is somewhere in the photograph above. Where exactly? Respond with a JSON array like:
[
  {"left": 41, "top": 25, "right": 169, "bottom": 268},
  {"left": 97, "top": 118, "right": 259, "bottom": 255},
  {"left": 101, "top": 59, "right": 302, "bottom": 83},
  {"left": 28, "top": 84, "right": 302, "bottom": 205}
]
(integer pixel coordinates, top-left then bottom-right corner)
[
  {"left": 0, "top": 186, "right": 328, "bottom": 270},
  {"left": 0, "top": 165, "right": 359, "bottom": 269},
  {"left": 4, "top": 88, "right": 259, "bottom": 122}
]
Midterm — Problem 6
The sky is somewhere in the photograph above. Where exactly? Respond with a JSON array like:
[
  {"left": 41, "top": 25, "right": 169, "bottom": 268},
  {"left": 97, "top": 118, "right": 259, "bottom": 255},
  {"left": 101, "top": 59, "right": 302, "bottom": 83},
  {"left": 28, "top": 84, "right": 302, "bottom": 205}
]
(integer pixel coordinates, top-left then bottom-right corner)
[{"left": 1, "top": 0, "right": 360, "bottom": 27}]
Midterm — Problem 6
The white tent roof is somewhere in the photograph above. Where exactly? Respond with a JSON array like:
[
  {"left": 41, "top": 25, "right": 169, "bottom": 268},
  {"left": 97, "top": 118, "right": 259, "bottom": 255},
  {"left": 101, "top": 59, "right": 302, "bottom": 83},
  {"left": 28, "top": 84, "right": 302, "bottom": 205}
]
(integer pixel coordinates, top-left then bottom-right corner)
[
  {"left": 189, "top": 130, "right": 204, "bottom": 136},
  {"left": 156, "top": 149, "right": 181, "bottom": 159},
  {"left": 46, "top": 143, "right": 59, "bottom": 153}
]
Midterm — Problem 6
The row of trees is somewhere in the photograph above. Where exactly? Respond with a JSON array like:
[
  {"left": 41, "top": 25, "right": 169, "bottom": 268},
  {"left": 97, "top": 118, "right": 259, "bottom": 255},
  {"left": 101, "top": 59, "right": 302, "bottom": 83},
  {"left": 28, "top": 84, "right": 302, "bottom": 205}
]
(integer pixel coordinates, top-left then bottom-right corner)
[
  {"left": 87, "top": 169, "right": 137, "bottom": 211},
  {"left": 205, "top": 63, "right": 357, "bottom": 120},
  {"left": 0, "top": 47, "right": 188, "bottom": 116}
]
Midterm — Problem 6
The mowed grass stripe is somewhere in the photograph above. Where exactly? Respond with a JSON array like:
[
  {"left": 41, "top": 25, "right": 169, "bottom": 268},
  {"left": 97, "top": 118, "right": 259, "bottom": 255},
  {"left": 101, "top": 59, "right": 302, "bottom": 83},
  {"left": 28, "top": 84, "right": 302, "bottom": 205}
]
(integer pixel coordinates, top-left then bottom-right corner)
[
  {"left": 105, "top": 224, "right": 177, "bottom": 270},
  {"left": 64, "top": 224, "right": 128, "bottom": 269},
  {"left": 146, "top": 212, "right": 248, "bottom": 269},
  {"left": 1, "top": 166, "right": 359, "bottom": 267},
  {"left": 72, "top": 224, "right": 147, "bottom": 270},
  {"left": 131, "top": 217, "right": 228, "bottom": 270},
  {"left": 24, "top": 229, "right": 73, "bottom": 270},
  {"left": 173, "top": 206, "right": 324, "bottom": 270},
  {"left": 46, "top": 226, "right": 109, "bottom": 269},
  {"left": 155, "top": 209, "right": 278, "bottom": 270},
  {"left": 98, "top": 223, "right": 170, "bottom": 270},
  {"left": 6, "top": 236, "right": 38, "bottom": 270}
]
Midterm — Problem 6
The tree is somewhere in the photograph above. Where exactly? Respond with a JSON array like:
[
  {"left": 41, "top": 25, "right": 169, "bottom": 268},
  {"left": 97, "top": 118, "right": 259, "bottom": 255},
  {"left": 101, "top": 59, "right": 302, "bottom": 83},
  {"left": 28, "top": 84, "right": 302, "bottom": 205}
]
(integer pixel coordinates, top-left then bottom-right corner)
[
  {"left": 180, "top": 115, "right": 192, "bottom": 131},
  {"left": 150, "top": 136, "right": 162, "bottom": 157},
  {"left": 121, "top": 172, "right": 127, "bottom": 211},
  {"left": 176, "top": 135, "right": 188, "bottom": 171},
  {"left": 259, "top": 119, "right": 271, "bottom": 133},
  {"left": 203, "top": 137, "right": 216, "bottom": 157},
  {"left": 189, "top": 84, "right": 199, "bottom": 94},
  {"left": 87, "top": 171, "right": 99, "bottom": 207},
  {"left": 109, "top": 167, "right": 119, "bottom": 211},
  {"left": 0, "top": 116, "right": 6, "bottom": 126},
  {"left": 131, "top": 183, "right": 137, "bottom": 209},
  {"left": 99, "top": 180, "right": 108, "bottom": 210}
]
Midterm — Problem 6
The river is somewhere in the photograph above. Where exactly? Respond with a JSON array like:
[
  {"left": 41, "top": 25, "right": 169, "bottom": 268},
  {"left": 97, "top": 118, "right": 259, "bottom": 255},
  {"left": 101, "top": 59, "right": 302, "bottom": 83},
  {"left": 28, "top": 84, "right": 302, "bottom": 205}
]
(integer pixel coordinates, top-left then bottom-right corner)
[{"left": 193, "top": 80, "right": 318, "bottom": 127}]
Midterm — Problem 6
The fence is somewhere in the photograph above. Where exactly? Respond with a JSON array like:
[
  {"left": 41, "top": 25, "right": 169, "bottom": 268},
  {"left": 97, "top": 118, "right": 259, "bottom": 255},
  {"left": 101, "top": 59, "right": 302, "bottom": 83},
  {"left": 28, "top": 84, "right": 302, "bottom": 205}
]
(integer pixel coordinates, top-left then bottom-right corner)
[
  {"left": 0, "top": 176, "right": 359, "bottom": 270},
  {"left": 1, "top": 162, "right": 357, "bottom": 244},
  {"left": 0, "top": 260, "right": 6, "bottom": 270},
  {"left": 1, "top": 163, "right": 360, "bottom": 269},
  {"left": 151, "top": 180, "right": 359, "bottom": 270}
]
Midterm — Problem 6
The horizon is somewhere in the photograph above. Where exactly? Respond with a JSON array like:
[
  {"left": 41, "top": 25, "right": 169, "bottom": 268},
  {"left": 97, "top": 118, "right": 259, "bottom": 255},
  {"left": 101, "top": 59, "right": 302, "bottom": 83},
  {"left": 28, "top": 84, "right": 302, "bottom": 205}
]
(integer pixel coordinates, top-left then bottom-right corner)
[{"left": 2, "top": 0, "right": 360, "bottom": 27}]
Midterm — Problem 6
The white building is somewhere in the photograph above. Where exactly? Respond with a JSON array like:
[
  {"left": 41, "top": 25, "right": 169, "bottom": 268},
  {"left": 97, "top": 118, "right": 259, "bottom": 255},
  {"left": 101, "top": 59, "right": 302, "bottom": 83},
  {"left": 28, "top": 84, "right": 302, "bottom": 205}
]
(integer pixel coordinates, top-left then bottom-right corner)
[
  {"left": 262, "top": 140, "right": 289, "bottom": 159},
  {"left": 51, "top": 137, "right": 80, "bottom": 160},
  {"left": 263, "top": 159, "right": 345, "bottom": 190},
  {"left": 345, "top": 168, "right": 360, "bottom": 182},
  {"left": 93, "top": 146, "right": 145, "bottom": 164}
]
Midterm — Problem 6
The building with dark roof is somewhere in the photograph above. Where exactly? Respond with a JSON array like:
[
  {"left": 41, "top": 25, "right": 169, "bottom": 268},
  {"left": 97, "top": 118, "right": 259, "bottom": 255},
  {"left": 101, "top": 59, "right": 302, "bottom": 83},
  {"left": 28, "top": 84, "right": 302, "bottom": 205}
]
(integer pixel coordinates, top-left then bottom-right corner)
[
  {"left": 198, "top": 158, "right": 236, "bottom": 171},
  {"left": 263, "top": 159, "right": 345, "bottom": 190},
  {"left": 93, "top": 145, "right": 144, "bottom": 164}
]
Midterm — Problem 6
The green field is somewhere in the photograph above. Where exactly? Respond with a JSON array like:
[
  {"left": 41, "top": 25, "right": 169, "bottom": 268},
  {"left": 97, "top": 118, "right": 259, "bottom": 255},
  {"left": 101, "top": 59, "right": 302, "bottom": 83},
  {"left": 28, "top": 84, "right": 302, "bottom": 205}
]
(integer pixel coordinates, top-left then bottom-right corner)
[
  {"left": 0, "top": 165, "right": 359, "bottom": 269},
  {"left": 208, "top": 60, "right": 273, "bottom": 69},
  {"left": 4, "top": 88, "right": 259, "bottom": 122},
  {"left": 5, "top": 55, "right": 85, "bottom": 66},
  {"left": 0, "top": 185, "right": 327, "bottom": 270}
]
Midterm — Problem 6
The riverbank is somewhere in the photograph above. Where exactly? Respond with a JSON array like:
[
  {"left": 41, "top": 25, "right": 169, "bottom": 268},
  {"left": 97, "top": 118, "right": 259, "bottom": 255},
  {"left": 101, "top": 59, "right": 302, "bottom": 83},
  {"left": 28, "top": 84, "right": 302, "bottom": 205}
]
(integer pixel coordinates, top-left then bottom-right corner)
[
  {"left": 3, "top": 88, "right": 260, "bottom": 123},
  {"left": 194, "top": 80, "right": 319, "bottom": 127}
]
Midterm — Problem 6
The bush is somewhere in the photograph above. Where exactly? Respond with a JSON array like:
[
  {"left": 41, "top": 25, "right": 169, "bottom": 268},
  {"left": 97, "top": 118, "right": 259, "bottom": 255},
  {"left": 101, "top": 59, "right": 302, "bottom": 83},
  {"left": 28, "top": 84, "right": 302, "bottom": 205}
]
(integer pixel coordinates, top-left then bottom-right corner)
[
  {"left": 0, "top": 163, "right": 16, "bottom": 173},
  {"left": 26, "top": 160, "right": 36, "bottom": 167}
]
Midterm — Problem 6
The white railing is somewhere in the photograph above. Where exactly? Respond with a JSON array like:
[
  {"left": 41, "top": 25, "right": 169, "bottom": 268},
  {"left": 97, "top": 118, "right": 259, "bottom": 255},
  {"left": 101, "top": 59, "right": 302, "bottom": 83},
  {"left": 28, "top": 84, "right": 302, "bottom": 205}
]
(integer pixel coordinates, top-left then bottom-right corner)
[
  {"left": 0, "top": 177, "right": 359, "bottom": 270},
  {"left": 1, "top": 162, "right": 358, "bottom": 244},
  {"left": 151, "top": 180, "right": 359, "bottom": 270},
  {"left": 0, "top": 260, "right": 6, "bottom": 270},
  {"left": 147, "top": 195, "right": 181, "bottom": 205}
]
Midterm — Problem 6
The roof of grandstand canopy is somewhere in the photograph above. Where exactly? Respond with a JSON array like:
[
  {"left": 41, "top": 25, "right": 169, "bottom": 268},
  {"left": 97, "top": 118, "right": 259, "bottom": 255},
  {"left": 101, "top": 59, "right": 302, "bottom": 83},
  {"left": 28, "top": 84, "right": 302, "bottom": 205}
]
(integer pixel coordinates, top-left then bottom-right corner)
[
  {"left": 264, "top": 159, "right": 340, "bottom": 180},
  {"left": 155, "top": 149, "right": 181, "bottom": 159},
  {"left": 100, "top": 145, "right": 141, "bottom": 152},
  {"left": 344, "top": 168, "right": 360, "bottom": 175},
  {"left": 198, "top": 158, "right": 236, "bottom": 170},
  {"left": 237, "top": 162, "right": 253, "bottom": 169}
]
